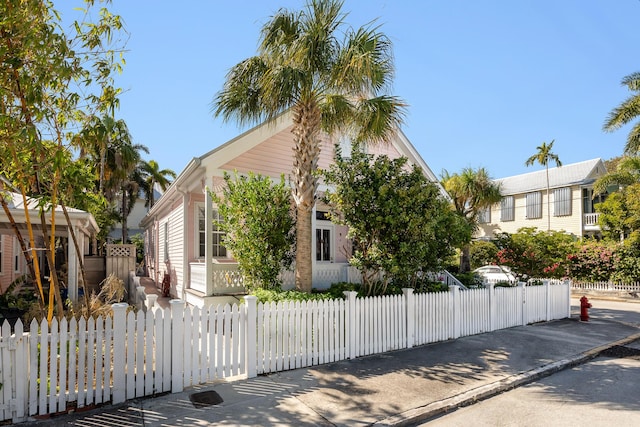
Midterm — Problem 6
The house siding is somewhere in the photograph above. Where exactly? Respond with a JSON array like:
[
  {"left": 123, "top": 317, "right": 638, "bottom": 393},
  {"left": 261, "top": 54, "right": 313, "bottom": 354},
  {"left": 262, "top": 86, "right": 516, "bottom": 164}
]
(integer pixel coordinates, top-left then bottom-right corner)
[
  {"left": 222, "top": 131, "right": 404, "bottom": 180},
  {"left": 166, "top": 205, "right": 184, "bottom": 298},
  {"left": 477, "top": 184, "right": 584, "bottom": 238}
]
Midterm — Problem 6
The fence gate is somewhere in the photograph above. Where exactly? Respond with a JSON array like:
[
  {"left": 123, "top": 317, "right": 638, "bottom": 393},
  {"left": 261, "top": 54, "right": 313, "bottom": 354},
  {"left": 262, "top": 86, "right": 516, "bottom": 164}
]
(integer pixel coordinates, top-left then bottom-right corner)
[{"left": 106, "top": 244, "right": 136, "bottom": 289}]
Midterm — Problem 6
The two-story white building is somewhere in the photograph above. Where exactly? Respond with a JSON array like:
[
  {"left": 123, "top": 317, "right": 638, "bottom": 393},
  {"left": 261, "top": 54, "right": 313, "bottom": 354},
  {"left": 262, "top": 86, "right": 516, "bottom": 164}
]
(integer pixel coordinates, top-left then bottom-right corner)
[{"left": 476, "top": 158, "right": 608, "bottom": 239}]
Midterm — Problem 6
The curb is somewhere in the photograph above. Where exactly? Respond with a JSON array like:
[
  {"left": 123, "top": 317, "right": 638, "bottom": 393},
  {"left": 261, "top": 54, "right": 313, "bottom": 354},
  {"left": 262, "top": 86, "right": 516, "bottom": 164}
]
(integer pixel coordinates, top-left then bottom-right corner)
[{"left": 375, "top": 332, "right": 640, "bottom": 426}]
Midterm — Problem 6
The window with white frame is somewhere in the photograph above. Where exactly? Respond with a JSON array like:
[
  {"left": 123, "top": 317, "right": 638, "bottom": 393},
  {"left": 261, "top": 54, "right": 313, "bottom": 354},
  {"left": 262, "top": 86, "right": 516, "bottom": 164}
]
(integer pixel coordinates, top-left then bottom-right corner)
[
  {"left": 163, "top": 222, "right": 169, "bottom": 262},
  {"left": 477, "top": 206, "right": 491, "bottom": 224},
  {"left": 526, "top": 191, "right": 542, "bottom": 219},
  {"left": 500, "top": 196, "right": 514, "bottom": 222},
  {"left": 315, "top": 210, "right": 333, "bottom": 262},
  {"left": 13, "top": 236, "right": 21, "bottom": 273},
  {"left": 197, "top": 205, "right": 227, "bottom": 258},
  {"left": 553, "top": 187, "right": 572, "bottom": 216}
]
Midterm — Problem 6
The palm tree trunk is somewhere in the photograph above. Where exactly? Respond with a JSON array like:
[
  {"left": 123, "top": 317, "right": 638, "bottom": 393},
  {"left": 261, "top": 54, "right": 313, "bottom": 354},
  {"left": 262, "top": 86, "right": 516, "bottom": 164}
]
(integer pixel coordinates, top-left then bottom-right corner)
[
  {"left": 460, "top": 243, "right": 472, "bottom": 273},
  {"left": 122, "top": 189, "right": 128, "bottom": 243},
  {"left": 291, "top": 101, "right": 321, "bottom": 292}
]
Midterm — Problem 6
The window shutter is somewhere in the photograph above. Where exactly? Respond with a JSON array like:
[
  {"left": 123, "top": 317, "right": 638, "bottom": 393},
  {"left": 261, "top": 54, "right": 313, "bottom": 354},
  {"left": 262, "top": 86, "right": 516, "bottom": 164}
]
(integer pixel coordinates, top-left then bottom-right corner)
[
  {"left": 553, "top": 187, "right": 572, "bottom": 216},
  {"left": 526, "top": 192, "right": 542, "bottom": 219}
]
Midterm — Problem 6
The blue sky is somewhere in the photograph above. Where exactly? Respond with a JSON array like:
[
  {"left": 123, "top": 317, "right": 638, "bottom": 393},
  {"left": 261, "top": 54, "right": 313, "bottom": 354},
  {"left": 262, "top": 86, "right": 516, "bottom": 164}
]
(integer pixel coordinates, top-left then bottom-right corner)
[{"left": 78, "top": 0, "right": 640, "bottom": 180}]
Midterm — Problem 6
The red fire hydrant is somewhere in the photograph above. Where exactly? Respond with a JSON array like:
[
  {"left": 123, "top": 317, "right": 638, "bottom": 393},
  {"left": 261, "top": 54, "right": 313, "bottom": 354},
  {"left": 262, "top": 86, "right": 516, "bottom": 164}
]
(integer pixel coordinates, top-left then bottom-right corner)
[{"left": 580, "top": 296, "right": 592, "bottom": 321}]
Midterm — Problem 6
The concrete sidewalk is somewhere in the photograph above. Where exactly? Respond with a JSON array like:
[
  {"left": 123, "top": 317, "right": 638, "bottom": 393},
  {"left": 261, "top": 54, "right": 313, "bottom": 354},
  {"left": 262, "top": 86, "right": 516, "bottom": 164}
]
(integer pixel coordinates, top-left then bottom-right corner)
[{"left": 26, "top": 304, "right": 640, "bottom": 426}]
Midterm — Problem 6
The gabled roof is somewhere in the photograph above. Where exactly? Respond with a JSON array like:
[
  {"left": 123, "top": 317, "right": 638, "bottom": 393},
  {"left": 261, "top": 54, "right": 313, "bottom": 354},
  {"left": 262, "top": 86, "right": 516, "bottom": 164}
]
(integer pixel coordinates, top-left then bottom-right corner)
[
  {"left": 143, "top": 113, "right": 446, "bottom": 223},
  {"left": 496, "top": 158, "right": 606, "bottom": 195}
]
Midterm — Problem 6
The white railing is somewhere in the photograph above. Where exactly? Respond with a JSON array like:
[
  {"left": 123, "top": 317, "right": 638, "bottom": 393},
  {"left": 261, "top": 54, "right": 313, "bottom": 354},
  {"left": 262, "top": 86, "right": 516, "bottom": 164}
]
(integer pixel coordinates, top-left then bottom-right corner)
[
  {"left": 0, "top": 280, "right": 570, "bottom": 422},
  {"left": 583, "top": 213, "right": 600, "bottom": 227},
  {"left": 189, "top": 263, "right": 360, "bottom": 293}
]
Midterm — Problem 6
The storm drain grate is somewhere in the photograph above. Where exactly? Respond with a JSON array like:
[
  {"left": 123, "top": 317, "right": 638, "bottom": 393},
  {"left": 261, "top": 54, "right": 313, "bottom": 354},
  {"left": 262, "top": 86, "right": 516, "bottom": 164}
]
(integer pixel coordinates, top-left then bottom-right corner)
[
  {"left": 189, "top": 390, "right": 224, "bottom": 408},
  {"left": 600, "top": 345, "right": 640, "bottom": 359}
]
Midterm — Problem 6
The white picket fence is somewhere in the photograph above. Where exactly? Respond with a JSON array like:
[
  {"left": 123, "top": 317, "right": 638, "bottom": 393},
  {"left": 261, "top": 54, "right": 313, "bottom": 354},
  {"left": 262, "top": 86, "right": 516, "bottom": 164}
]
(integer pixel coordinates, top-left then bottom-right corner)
[
  {"left": 571, "top": 280, "right": 640, "bottom": 292},
  {"left": 0, "top": 281, "right": 570, "bottom": 422}
]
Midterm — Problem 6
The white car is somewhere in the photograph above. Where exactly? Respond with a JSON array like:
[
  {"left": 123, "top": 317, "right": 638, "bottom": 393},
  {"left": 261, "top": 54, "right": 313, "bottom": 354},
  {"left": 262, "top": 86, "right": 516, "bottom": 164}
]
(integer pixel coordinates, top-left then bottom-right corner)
[{"left": 473, "top": 265, "right": 516, "bottom": 283}]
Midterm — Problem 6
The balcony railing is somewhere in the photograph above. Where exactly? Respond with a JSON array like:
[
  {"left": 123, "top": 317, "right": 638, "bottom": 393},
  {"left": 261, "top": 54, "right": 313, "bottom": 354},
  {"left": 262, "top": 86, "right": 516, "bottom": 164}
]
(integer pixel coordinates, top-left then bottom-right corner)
[{"left": 583, "top": 213, "right": 600, "bottom": 228}]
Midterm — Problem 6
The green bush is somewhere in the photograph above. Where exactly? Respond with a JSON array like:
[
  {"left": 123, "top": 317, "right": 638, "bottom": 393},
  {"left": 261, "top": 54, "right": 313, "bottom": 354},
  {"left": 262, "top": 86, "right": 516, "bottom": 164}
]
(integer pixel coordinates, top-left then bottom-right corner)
[{"left": 247, "top": 288, "right": 331, "bottom": 303}]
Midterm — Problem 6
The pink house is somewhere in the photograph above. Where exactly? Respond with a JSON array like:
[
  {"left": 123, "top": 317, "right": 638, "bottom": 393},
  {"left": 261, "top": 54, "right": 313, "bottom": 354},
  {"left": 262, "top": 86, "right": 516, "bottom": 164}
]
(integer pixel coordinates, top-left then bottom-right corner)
[{"left": 140, "top": 114, "right": 441, "bottom": 307}]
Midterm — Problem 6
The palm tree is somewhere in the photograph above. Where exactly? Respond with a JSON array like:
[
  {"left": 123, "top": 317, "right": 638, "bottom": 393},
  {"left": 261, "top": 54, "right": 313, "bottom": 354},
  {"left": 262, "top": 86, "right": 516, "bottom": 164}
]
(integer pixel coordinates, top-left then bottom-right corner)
[
  {"left": 604, "top": 71, "right": 640, "bottom": 154},
  {"left": 525, "top": 140, "right": 562, "bottom": 231},
  {"left": 441, "top": 167, "right": 502, "bottom": 273},
  {"left": 76, "top": 115, "right": 132, "bottom": 193},
  {"left": 213, "top": 0, "right": 405, "bottom": 292},
  {"left": 104, "top": 138, "right": 149, "bottom": 243},
  {"left": 141, "top": 160, "right": 176, "bottom": 208},
  {"left": 593, "top": 156, "right": 640, "bottom": 195}
]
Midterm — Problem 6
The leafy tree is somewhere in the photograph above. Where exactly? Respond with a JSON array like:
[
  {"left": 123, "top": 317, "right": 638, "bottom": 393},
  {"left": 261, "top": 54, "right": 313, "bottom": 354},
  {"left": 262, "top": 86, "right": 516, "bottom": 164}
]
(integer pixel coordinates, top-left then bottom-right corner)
[
  {"left": 213, "top": 0, "right": 405, "bottom": 292},
  {"left": 603, "top": 71, "right": 640, "bottom": 154},
  {"left": 525, "top": 140, "right": 562, "bottom": 232},
  {"left": 565, "top": 241, "right": 618, "bottom": 282},
  {"left": 469, "top": 240, "right": 499, "bottom": 270},
  {"left": 211, "top": 172, "right": 295, "bottom": 290},
  {"left": 495, "top": 228, "right": 577, "bottom": 279},
  {"left": 0, "top": 0, "right": 126, "bottom": 320},
  {"left": 594, "top": 156, "right": 640, "bottom": 195},
  {"left": 141, "top": 160, "right": 176, "bottom": 208},
  {"left": 322, "top": 148, "right": 469, "bottom": 295},
  {"left": 441, "top": 167, "right": 502, "bottom": 272},
  {"left": 596, "top": 183, "right": 640, "bottom": 242}
]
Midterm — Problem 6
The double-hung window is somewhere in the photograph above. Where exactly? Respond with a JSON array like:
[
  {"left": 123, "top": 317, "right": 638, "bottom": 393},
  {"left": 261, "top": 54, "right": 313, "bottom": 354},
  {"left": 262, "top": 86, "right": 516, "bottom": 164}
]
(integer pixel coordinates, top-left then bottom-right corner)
[
  {"left": 553, "top": 187, "right": 572, "bottom": 216},
  {"left": 478, "top": 206, "right": 491, "bottom": 224},
  {"left": 197, "top": 205, "right": 227, "bottom": 258},
  {"left": 500, "top": 196, "right": 515, "bottom": 222},
  {"left": 13, "top": 237, "right": 21, "bottom": 274},
  {"left": 526, "top": 191, "right": 542, "bottom": 219}
]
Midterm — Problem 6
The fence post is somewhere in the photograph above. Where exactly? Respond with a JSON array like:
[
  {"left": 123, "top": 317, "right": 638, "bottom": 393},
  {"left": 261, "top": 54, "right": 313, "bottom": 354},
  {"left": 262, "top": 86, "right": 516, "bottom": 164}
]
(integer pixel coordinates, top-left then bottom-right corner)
[
  {"left": 170, "top": 299, "right": 185, "bottom": 393},
  {"left": 402, "top": 288, "right": 414, "bottom": 348},
  {"left": 544, "top": 280, "right": 551, "bottom": 321},
  {"left": 519, "top": 282, "right": 527, "bottom": 326},
  {"left": 244, "top": 295, "right": 258, "bottom": 379},
  {"left": 343, "top": 291, "right": 357, "bottom": 359},
  {"left": 488, "top": 283, "right": 496, "bottom": 332},
  {"left": 565, "top": 279, "right": 572, "bottom": 319},
  {"left": 112, "top": 303, "right": 128, "bottom": 404},
  {"left": 451, "top": 285, "right": 460, "bottom": 339}
]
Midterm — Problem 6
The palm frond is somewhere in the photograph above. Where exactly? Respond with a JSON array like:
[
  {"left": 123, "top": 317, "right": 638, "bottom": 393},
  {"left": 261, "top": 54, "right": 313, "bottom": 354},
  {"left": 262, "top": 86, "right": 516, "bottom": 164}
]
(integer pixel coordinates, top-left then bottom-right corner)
[
  {"left": 604, "top": 94, "right": 640, "bottom": 131},
  {"left": 352, "top": 95, "right": 406, "bottom": 144},
  {"left": 333, "top": 24, "right": 394, "bottom": 94},
  {"left": 624, "top": 121, "right": 640, "bottom": 155}
]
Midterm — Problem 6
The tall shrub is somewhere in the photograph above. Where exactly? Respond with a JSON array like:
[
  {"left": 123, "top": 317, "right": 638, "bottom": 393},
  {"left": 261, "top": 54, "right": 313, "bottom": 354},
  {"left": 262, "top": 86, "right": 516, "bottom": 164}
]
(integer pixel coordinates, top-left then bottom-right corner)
[
  {"left": 211, "top": 172, "right": 295, "bottom": 290},
  {"left": 322, "top": 147, "right": 469, "bottom": 295}
]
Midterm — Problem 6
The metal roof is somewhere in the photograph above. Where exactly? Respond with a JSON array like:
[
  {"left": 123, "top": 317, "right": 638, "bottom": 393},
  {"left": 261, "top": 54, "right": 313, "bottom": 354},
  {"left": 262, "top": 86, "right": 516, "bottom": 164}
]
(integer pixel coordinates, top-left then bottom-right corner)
[{"left": 495, "top": 158, "right": 605, "bottom": 195}]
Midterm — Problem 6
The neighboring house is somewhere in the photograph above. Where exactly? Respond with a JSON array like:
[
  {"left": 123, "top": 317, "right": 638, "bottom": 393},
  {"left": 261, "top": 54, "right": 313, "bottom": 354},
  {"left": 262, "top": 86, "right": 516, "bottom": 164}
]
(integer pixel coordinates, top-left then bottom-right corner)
[
  {"left": 476, "top": 158, "right": 608, "bottom": 240},
  {"left": 108, "top": 186, "right": 163, "bottom": 242},
  {"left": 0, "top": 190, "right": 100, "bottom": 299},
  {"left": 140, "top": 114, "right": 442, "bottom": 308}
]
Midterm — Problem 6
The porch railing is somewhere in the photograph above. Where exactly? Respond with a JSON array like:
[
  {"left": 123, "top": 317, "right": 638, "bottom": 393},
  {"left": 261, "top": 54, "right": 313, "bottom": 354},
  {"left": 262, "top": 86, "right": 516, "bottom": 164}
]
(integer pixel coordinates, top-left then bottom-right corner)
[{"left": 583, "top": 212, "right": 600, "bottom": 227}]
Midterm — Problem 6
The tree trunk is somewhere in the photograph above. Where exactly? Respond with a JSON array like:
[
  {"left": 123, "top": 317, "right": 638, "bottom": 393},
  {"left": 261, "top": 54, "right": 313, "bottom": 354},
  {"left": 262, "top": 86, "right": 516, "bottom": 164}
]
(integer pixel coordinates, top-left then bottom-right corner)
[
  {"left": 62, "top": 203, "right": 90, "bottom": 308},
  {"left": 295, "top": 206, "right": 313, "bottom": 292},
  {"left": 122, "top": 189, "right": 128, "bottom": 243},
  {"left": 460, "top": 243, "right": 471, "bottom": 273},
  {"left": 291, "top": 101, "right": 321, "bottom": 292},
  {"left": 39, "top": 210, "right": 64, "bottom": 319}
]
